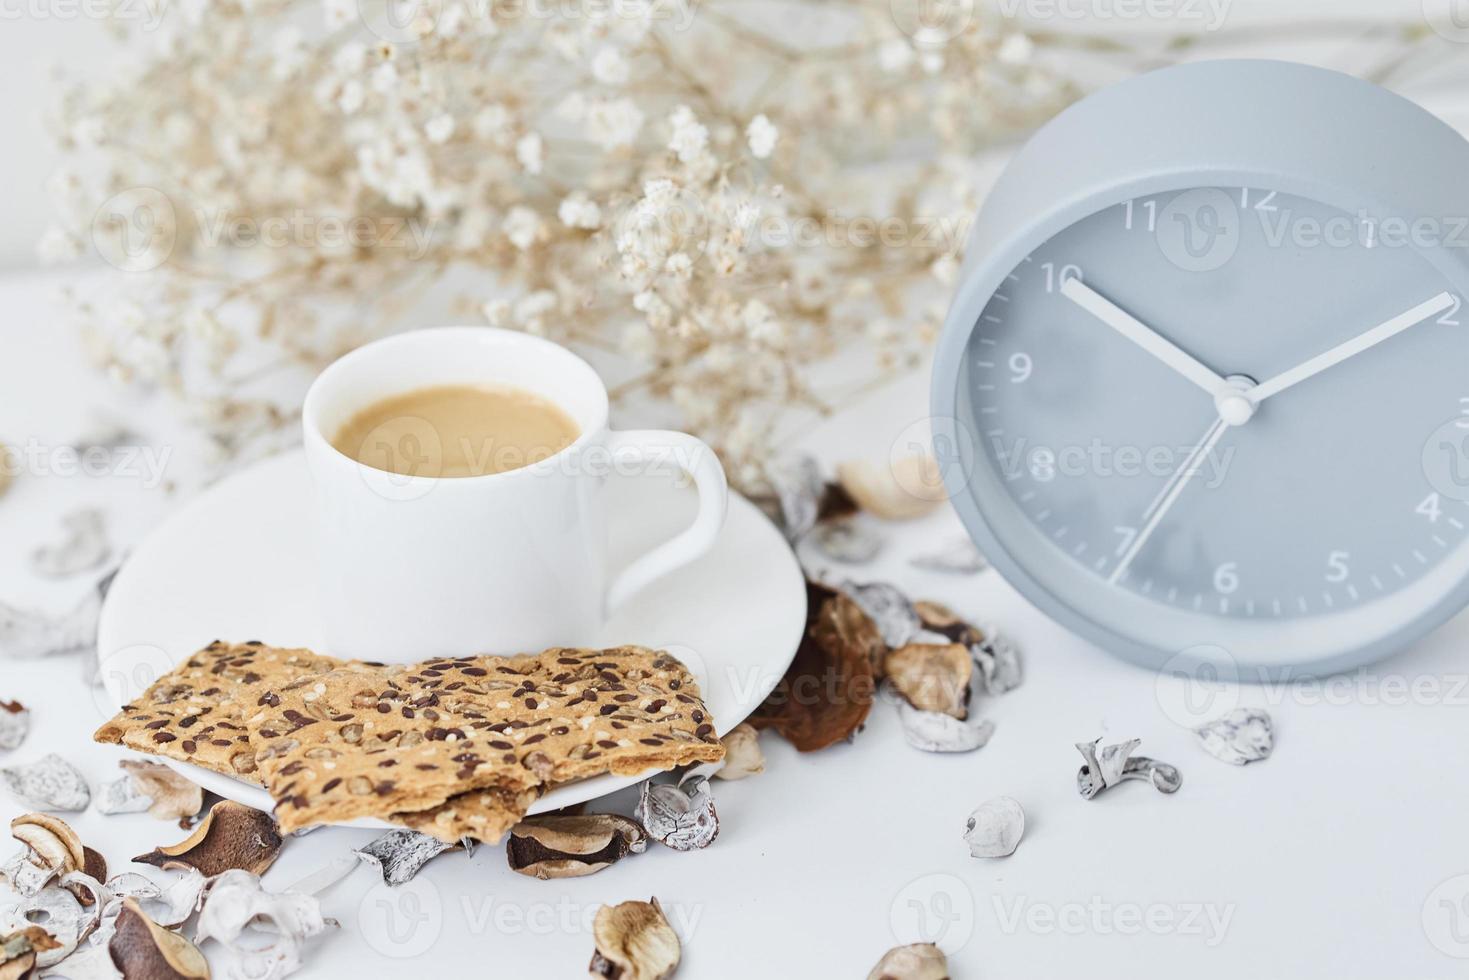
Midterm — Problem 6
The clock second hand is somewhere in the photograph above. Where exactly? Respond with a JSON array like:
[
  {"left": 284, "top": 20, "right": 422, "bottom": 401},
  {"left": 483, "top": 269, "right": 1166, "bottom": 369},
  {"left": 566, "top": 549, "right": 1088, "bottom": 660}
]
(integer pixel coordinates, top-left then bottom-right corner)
[{"left": 1109, "top": 418, "right": 1230, "bottom": 586}]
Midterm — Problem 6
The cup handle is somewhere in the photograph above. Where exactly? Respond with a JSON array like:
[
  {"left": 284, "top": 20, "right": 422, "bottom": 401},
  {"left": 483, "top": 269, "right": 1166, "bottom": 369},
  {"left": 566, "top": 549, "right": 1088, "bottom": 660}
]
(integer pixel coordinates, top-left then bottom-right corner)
[{"left": 604, "top": 429, "right": 728, "bottom": 615}]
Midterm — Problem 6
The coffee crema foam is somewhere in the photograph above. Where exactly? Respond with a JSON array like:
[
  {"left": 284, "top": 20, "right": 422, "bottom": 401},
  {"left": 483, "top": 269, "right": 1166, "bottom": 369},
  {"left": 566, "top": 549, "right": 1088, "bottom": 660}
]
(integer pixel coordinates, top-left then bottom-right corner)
[{"left": 332, "top": 383, "right": 580, "bottom": 477}]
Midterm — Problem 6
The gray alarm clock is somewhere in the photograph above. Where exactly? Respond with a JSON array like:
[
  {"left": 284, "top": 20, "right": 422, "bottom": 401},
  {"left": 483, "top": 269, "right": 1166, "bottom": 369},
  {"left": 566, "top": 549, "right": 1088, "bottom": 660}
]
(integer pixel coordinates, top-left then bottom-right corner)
[{"left": 931, "top": 59, "right": 1469, "bottom": 677}]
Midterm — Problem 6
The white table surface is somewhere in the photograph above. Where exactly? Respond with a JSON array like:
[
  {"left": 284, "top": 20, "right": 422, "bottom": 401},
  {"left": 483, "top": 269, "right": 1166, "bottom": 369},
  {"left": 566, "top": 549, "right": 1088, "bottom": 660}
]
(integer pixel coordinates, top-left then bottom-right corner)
[{"left": 4, "top": 266, "right": 1469, "bottom": 979}]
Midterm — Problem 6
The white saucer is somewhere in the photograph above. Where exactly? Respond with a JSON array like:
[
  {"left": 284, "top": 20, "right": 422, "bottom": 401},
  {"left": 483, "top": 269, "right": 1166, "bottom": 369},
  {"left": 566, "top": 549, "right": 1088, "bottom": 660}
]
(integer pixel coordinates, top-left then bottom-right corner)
[{"left": 96, "top": 449, "right": 805, "bottom": 824}]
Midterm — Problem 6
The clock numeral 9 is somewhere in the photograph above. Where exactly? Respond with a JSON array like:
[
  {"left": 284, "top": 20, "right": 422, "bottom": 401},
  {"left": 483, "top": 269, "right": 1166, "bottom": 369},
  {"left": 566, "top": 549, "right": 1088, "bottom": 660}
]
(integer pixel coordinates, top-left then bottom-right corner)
[
  {"left": 1213, "top": 562, "right": 1239, "bottom": 596},
  {"left": 1041, "top": 262, "right": 1083, "bottom": 293},
  {"left": 1008, "top": 352, "right": 1033, "bottom": 384},
  {"left": 1325, "top": 551, "right": 1351, "bottom": 584}
]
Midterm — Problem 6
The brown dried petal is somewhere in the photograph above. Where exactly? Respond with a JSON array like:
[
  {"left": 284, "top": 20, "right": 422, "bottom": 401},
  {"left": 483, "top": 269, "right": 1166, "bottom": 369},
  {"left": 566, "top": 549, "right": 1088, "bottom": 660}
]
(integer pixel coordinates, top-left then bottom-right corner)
[
  {"left": 748, "top": 581, "right": 878, "bottom": 752},
  {"left": 10, "top": 813, "right": 86, "bottom": 876},
  {"left": 108, "top": 897, "right": 210, "bottom": 980},
  {"left": 1, "top": 927, "right": 61, "bottom": 977},
  {"left": 133, "top": 800, "right": 283, "bottom": 877},
  {"left": 507, "top": 814, "right": 647, "bottom": 879},
  {"left": 866, "top": 943, "right": 949, "bottom": 980},
  {"left": 588, "top": 897, "right": 680, "bottom": 980},
  {"left": 883, "top": 643, "right": 972, "bottom": 719}
]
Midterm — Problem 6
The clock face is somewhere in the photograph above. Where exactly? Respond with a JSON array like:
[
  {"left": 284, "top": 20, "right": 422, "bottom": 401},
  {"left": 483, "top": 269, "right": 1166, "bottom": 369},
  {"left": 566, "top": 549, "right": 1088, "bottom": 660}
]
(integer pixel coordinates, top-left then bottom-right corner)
[{"left": 958, "top": 186, "right": 1469, "bottom": 637}]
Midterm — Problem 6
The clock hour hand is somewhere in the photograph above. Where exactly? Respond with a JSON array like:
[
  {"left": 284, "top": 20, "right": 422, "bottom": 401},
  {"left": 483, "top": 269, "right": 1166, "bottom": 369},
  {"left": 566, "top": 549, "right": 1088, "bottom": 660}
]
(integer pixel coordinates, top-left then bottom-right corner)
[
  {"left": 1248, "top": 292, "right": 1456, "bottom": 403},
  {"left": 1060, "top": 278, "right": 1231, "bottom": 400}
]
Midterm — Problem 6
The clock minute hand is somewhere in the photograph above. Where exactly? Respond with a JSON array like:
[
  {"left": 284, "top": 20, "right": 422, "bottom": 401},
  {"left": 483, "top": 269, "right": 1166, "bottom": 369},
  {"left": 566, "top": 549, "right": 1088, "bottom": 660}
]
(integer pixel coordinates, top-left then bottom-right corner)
[
  {"left": 1249, "top": 292, "right": 1456, "bottom": 403},
  {"left": 1061, "top": 278, "right": 1231, "bottom": 400}
]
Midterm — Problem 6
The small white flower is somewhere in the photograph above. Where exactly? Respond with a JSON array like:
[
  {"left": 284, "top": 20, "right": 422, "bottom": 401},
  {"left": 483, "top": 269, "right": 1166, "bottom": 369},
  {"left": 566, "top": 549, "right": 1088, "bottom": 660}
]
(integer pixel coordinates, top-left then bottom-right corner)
[
  {"left": 503, "top": 206, "right": 542, "bottom": 251},
  {"left": 930, "top": 254, "right": 959, "bottom": 285},
  {"left": 370, "top": 63, "right": 399, "bottom": 94},
  {"left": 337, "top": 80, "right": 365, "bottom": 115},
  {"left": 585, "top": 97, "right": 643, "bottom": 150},
  {"left": 558, "top": 193, "right": 602, "bottom": 229},
  {"left": 482, "top": 298, "right": 511, "bottom": 326},
  {"left": 515, "top": 132, "right": 543, "bottom": 174},
  {"left": 667, "top": 105, "right": 708, "bottom": 164},
  {"left": 71, "top": 117, "right": 106, "bottom": 148},
  {"left": 425, "top": 113, "right": 456, "bottom": 144},
  {"left": 322, "top": 0, "right": 355, "bottom": 29},
  {"left": 590, "top": 47, "right": 630, "bottom": 86},
  {"left": 878, "top": 38, "right": 914, "bottom": 73},
  {"left": 270, "top": 28, "right": 306, "bottom": 79},
  {"left": 473, "top": 104, "right": 513, "bottom": 142},
  {"left": 745, "top": 114, "right": 777, "bottom": 159},
  {"left": 665, "top": 253, "right": 693, "bottom": 279},
  {"left": 332, "top": 41, "right": 367, "bottom": 74},
  {"left": 36, "top": 226, "right": 81, "bottom": 265},
  {"left": 996, "top": 33, "right": 1034, "bottom": 66}
]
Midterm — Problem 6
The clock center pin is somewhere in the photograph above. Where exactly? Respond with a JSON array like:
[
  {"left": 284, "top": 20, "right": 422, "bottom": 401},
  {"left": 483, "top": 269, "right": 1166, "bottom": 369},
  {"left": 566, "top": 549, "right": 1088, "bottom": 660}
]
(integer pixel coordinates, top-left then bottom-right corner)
[{"left": 1214, "top": 375, "right": 1258, "bottom": 427}]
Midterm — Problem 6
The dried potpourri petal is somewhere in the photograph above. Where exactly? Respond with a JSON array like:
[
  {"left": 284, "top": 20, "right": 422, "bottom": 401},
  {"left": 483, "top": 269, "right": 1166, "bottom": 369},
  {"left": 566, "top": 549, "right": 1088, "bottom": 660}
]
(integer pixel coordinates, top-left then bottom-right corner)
[
  {"left": 712, "top": 724, "right": 763, "bottom": 780},
  {"left": 914, "top": 601, "right": 1024, "bottom": 696},
  {"left": 842, "top": 580, "right": 922, "bottom": 649},
  {"left": 883, "top": 643, "right": 972, "bottom": 719},
  {"left": 808, "top": 520, "right": 883, "bottom": 565},
  {"left": 1075, "top": 738, "right": 1182, "bottom": 799},
  {"left": 896, "top": 701, "right": 994, "bottom": 754},
  {"left": 96, "top": 761, "right": 203, "bottom": 821},
  {"left": 909, "top": 537, "right": 988, "bottom": 576},
  {"left": 133, "top": 800, "right": 283, "bottom": 877},
  {"left": 0, "top": 701, "right": 28, "bottom": 750},
  {"left": 506, "top": 814, "right": 647, "bottom": 879},
  {"left": 1194, "top": 708, "right": 1274, "bottom": 766},
  {"left": 636, "top": 779, "right": 717, "bottom": 851},
  {"left": 749, "top": 581, "right": 880, "bottom": 751},
  {"left": 865, "top": 943, "right": 948, "bottom": 980},
  {"left": 194, "top": 870, "right": 332, "bottom": 980},
  {"left": 0, "top": 926, "right": 61, "bottom": 980},
  {"left": 109, "top": 897, "right": 209, "bottom": 980},
  {"left": 589, "top": 897, "right": 681, "bottom": 980},
  {"left": 963, "top": 797, "right": 1025, "bottom": 858},
  {"left": 837, "top": 456, "right": 946, "bottom": 521},
  {"left": 30, "top": 508, "right": 111, "bottom": 580},
  {"left": 355, "top": 829, "right": 456, "bottom": 885},
  {"left": 765, "top": 454, "right": 825, "bottom": 541},
  {"left": 0, "top": 754, "right": 90, "bottom": 811}
]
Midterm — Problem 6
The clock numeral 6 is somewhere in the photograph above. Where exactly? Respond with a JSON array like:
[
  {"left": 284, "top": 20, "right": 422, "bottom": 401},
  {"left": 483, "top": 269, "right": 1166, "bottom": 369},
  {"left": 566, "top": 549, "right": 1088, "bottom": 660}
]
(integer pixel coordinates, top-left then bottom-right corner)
[
  {"left": 1325, "top": 551, "right": 1351, "bottom": 584},
  {"left": 1213, "top": 562, "right": 1239, "bottom": 595},
  {"left": 1041, "top": 262, "right": 1083, "bottom": 293}
]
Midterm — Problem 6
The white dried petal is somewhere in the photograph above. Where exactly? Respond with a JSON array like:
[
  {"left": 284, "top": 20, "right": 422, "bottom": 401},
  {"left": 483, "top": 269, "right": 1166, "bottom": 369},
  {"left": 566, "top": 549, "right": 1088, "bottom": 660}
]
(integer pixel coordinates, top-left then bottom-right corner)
[
  {"left": 2, "top": 849, "right": 57, "bottom": 895},
  {"left": 910, "top": 537, "right": 987, "bottom": 575},
  {"left": 31, "top": 509, "right": 111, "bottom": 579},
  {"left": 809, "top": 521, "right": 882, "bottom": 565},
  {"left": 636, "top": 779, "right": 718, "bottom": 851},
  {"left": 37, "top": 939, "right": 121, "bottom": 979},
  {"left": 0, "top": 700, "right": 29, "bottom": 749},
  {"left": 116, "top": 760, "right": 204, "bottom": 820},
  {"left": 972, "top": 628, "right": 1023, "bottom": 695},
  {"left": 963, "top": 797, "right": 1024, "bottom": 858},
  {"left": 194, "top": 869, "right": 331, "bottom": 980},
  {"left": 95, "top": 776, "right": 153, "bottom": 816},
  {"left": 103, "top": 869, "right": 207, "bottom": 929},
  {"left": 897, "top": 700, "right": 994, "bottom": 753},
  {"left": 767, "top": 454, "right": 824, "bottom": 541},
  {"left": 842, "top": 580, "right": 921, "bottom": 648},
  {"left": 0, "top": 592, "right": 103, "bottom": 659},
  {"left": 1194, "top": 708, "right": 1273, "bottom": 765},
  {"left": 354, "top": 829, "right": 454, "bottom": 885},
  {"left": 2, "top": 886, "right": 92, "bottom": 966},
  {"left": 1076, "top": 737, "right": 1181, "bottom": 799},
  {"left": 1, "top": 754, "right": 91, "bottom": 811}
]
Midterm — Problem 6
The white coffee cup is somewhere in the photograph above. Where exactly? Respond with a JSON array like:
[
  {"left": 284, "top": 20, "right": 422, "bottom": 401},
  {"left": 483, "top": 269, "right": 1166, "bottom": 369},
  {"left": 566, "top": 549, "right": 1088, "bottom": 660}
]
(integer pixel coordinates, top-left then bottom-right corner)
[{"left": 302, "top": 326, "right": 728, "bottom": 663}]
